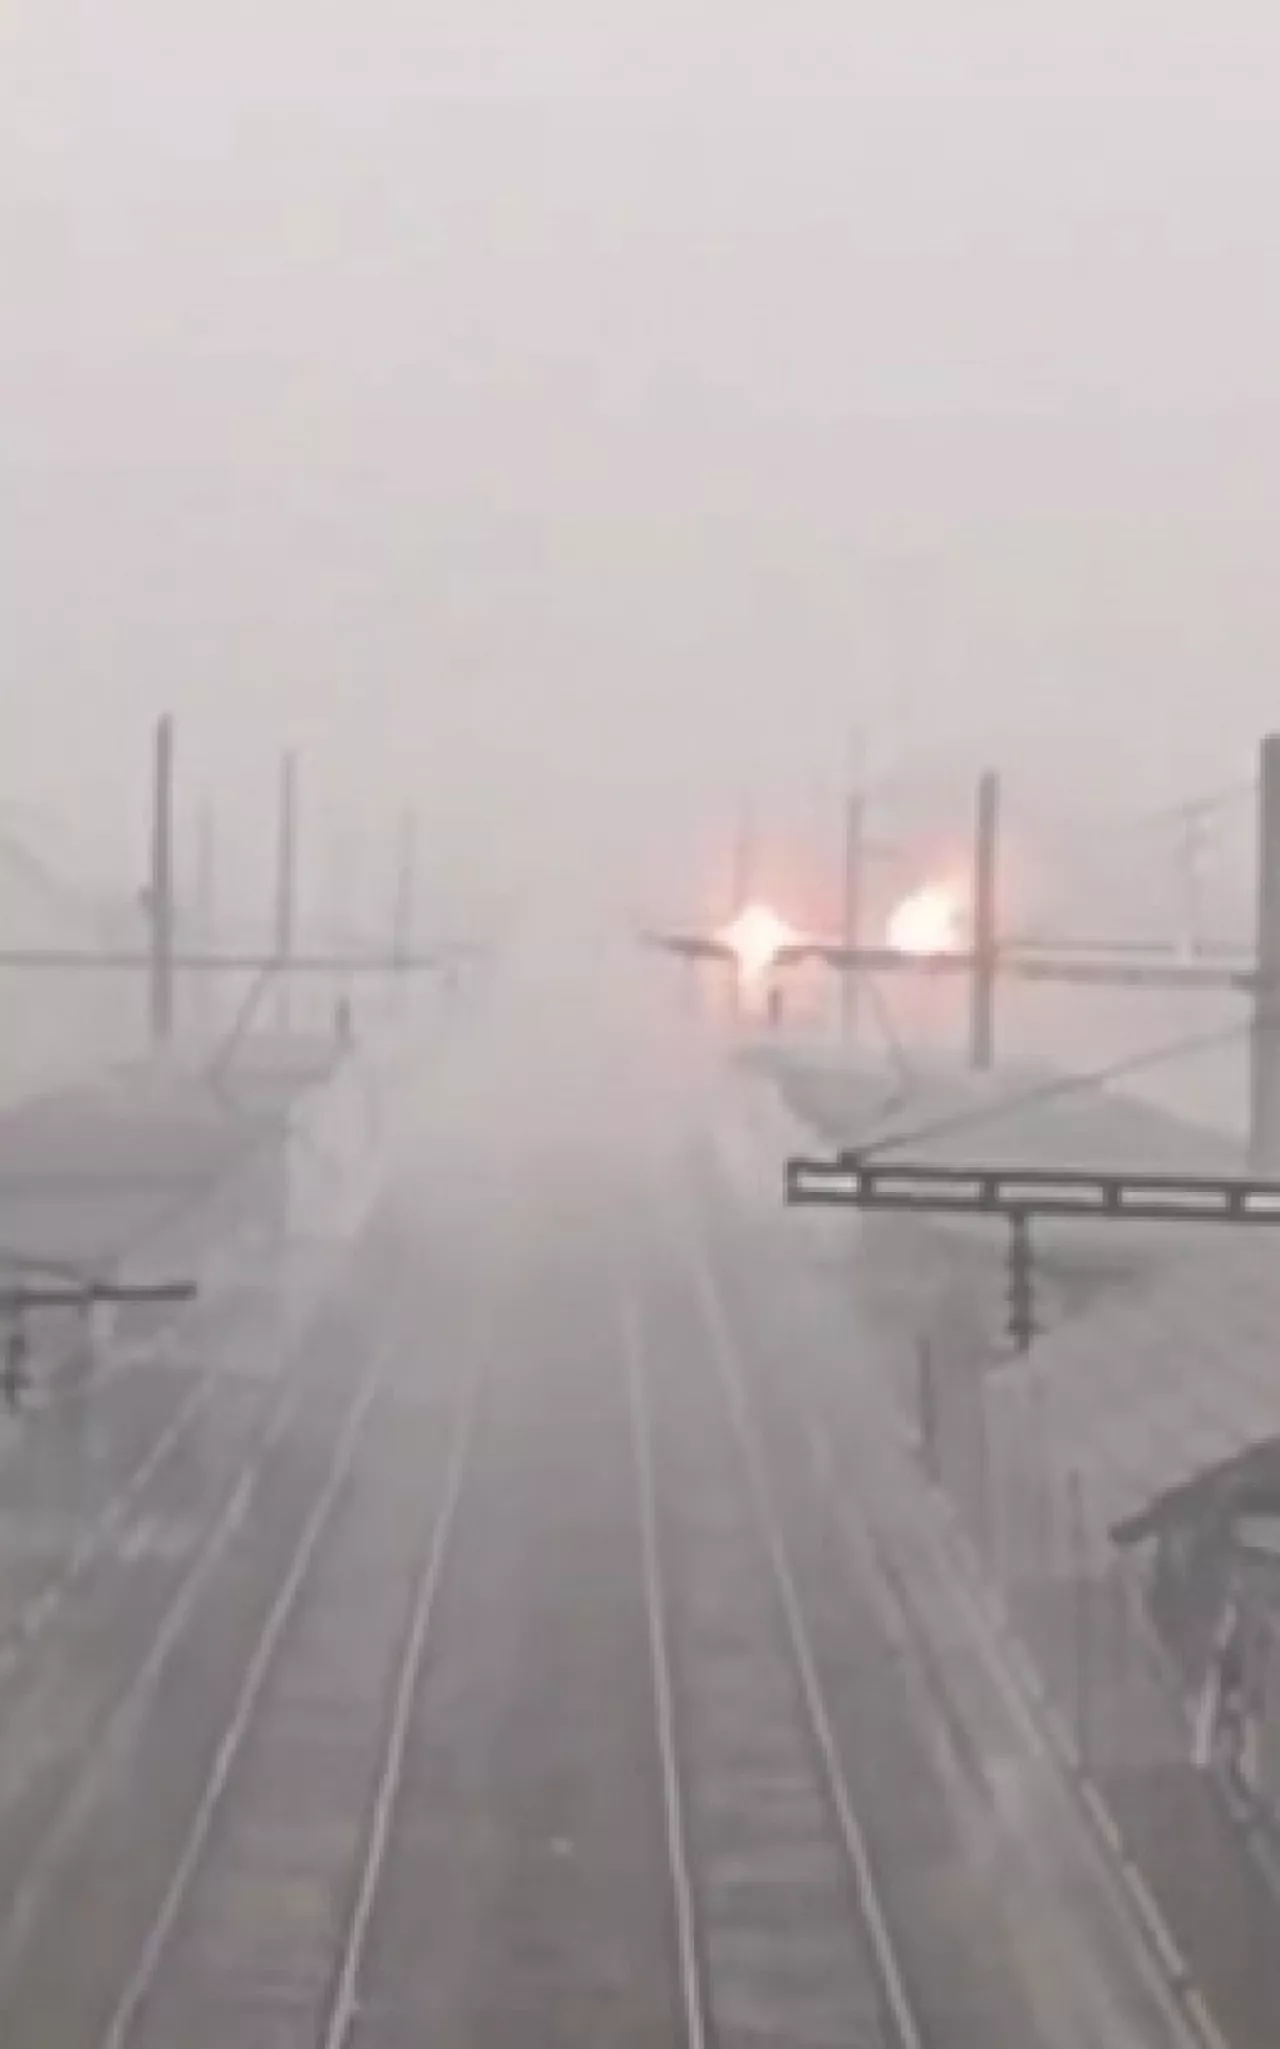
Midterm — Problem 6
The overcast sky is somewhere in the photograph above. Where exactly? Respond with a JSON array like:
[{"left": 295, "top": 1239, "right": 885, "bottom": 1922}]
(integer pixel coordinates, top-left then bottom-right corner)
[{"left": 4, "top": 4, "right": 1280, "bottom": 931}]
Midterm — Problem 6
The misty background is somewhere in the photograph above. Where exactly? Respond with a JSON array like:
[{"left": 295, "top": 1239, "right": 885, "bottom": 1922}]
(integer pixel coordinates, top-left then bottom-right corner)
[{"left": 4, "top": 3, "right": 1279, "bottom": 953}]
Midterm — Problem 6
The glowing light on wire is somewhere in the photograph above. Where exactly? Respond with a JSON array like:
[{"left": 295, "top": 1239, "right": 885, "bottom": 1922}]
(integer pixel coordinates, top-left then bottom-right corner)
[
  {"left": 887, "top": 884, "right": 964, "bottom": 957},
  {"left": 719, "top": 903, "right": 793, "bottom": 981}
]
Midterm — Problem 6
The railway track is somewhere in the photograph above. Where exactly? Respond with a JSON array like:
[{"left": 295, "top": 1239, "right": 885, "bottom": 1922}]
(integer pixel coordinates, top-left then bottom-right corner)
[
  {"left": 622, "top": 1261, "right": 922, "bottom": 2049},
  {"left": 0, "top": 1227, "right": 402, "bottom": 1885},
  {"left": 0, "top": 1206, "right": 400, "bottom": 1679},
  {"left": 0, "top": 1221, "right": 429, "bottom": 2045},
  {"left": 689, "top": 1139, "right": 1226, "bottom": 2049},
  {"left": 99, "top": 1343, "right": 482, "bottom": 2049},
  {"left": 0, "top": 1162, "right": 684, "bottom": 2046},
  {"left": 319, "top": 1235, "right": 680, "bottom": 2049},
  {"left": 0, "top": 1087, "right": 1214, "bottom": 2049},
  {"left": 93, "top": 1219, "right": 677, "bottom": 2049}
]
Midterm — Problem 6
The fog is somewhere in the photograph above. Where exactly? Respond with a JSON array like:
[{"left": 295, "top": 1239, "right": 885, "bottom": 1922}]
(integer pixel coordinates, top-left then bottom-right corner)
[{"left": 4, "top": 4, "right": 1280, "bottom": 932}]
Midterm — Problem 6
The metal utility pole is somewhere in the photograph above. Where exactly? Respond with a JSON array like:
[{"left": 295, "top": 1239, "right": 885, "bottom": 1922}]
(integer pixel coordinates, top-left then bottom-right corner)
[
  {"left": 970, "top": 768, "right": 1000, "bottom": 1072},
  {"left": 148, "top": 713, "right": 175, "bottom": 1049},
  {"left": 274, "top": 752, "right": 297, "bottom": 1030},
  {"left": 1249, "top": 733, "right": 1280, "bottom": 1171},
  {"left": 840, "top": 789, "right": 864, "bottom": 1044}
]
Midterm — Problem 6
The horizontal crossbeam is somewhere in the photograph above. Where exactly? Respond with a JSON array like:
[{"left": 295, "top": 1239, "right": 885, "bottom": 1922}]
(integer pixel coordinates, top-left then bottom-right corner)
[
  {"left": 0, "top": 1278, "right": 197, "bottom": 1314},
  {"left": 785, "top": 1156, "right": 1280, "bottom": 1225},
  {"left": 0, "top": 949, "right": 444, "bottom": 974},
  {"left": 788, "top": 945, "right": 1253, "bottom": 993},
  {"left": 647, "top": 932, "right": 1254, "bottom": 992}
]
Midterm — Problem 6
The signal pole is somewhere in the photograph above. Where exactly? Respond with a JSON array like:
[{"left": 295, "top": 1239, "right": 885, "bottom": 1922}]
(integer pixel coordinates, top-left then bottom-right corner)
[
  {"left": 970, "top": 768, "right": 1000, "bottom": 1072},
  {"left": 148, "top": 713, "right": 175, "bottom": 1049}
]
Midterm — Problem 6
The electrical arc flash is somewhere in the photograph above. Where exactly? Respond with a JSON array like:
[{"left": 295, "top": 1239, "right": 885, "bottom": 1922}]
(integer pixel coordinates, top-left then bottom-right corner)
[
  {"left": 887, "top": 884, "right": 964, "bottom": 957},
  {"left": 719, "top": 903, "right": 794, "bottom": 982}
]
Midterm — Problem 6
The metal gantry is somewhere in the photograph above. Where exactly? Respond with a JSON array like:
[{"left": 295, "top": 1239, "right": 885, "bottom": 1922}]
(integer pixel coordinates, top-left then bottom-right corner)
[{"left": 785, "top": 1154, "right": 1280, "bottom": 1350}]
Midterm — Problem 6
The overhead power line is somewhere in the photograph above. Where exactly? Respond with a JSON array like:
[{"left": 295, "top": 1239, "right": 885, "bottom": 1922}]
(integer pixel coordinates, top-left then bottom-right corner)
[
  {"left": 850, "top": 1018, "right": 1248, "bottom": 1164},
  {"left": 1008, "top": 777, "right": 1256, "bottom": 855}
]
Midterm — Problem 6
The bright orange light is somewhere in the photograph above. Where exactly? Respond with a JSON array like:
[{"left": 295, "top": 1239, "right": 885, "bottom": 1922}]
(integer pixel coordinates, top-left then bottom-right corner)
[
  {"left": 719, "top": 903, "right": 793, "bottom": 981},
  {"left": 887, "top": 884, "right": 964, "bottom": 957}
]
